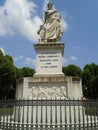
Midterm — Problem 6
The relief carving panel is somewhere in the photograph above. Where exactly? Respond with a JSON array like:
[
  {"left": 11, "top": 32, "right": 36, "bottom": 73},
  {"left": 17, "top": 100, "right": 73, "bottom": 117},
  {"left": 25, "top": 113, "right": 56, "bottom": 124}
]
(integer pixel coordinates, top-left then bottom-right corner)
[{"left": 28, "top": 83, "right": 67, "bottom": 99}]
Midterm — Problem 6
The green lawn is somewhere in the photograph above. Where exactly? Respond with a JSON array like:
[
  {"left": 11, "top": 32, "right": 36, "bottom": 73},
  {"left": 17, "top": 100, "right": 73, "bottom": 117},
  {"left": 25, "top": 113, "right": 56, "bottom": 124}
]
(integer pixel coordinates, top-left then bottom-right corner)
[
  {"left": 0, "top": 107, "right": 13, "bottom": 116},
  {"left": 85, "top": 106, "right": 98, "bottom": 116}
]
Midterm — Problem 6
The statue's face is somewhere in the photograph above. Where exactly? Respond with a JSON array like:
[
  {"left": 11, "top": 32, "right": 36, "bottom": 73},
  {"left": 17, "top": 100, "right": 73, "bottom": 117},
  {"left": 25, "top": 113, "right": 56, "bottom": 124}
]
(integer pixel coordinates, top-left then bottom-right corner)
[{"left": 48, "top": 2, "right": 53, "bottom": 10}]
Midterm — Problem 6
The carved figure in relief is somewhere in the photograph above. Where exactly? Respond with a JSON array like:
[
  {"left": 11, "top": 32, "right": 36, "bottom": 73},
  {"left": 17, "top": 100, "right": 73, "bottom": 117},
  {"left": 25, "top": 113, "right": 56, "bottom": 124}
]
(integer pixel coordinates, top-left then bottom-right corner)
[
  {"left": 29, "top": 86, "right": 67, "bottom": 99},
  {"left": 37, "top": 2, "right": 63, "bottom": 43}
]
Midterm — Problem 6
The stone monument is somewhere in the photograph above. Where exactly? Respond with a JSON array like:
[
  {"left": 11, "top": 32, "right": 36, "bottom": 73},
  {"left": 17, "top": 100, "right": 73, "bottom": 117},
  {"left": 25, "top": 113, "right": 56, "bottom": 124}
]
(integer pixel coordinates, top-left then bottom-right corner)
[
  {"left": 16, "top": 2, "right": 83, "bottom": 100},
  {"left": 15, "top": 2, "right": 83, "bottom": 124},
  {"left": 35, "top": 2, "right": 64, "bottom": 76}
]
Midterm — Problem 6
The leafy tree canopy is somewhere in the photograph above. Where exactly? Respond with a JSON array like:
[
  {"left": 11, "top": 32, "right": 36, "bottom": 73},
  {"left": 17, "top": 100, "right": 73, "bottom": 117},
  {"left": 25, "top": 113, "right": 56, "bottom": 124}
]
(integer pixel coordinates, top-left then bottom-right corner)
[
  {"left": 0, "top": 51, "right": 16, "bottom": 99},
  {"left": 82, "top": 63, "right": 98, "bottom": 99},
  {"left": 0, "top": 51, "right": 35, "bottom": 99},
  {"left": 63, "top": 64, "right": 82, "bottom": 78}
]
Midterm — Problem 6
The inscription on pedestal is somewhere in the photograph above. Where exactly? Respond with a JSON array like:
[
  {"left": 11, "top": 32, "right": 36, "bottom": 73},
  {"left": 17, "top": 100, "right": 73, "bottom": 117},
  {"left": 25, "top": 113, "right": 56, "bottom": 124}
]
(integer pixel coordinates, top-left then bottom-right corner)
[
  {"left": 38, "top": 51, "right": 60, "bottom": 69},
  {"left": 34, "top": 44, "right": 64, "bottom": 75}
]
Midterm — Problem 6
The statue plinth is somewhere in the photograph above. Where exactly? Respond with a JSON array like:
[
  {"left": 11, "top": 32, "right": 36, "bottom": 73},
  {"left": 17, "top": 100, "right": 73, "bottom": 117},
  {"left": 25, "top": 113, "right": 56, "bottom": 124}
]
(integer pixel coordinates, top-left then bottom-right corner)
[{"left": 34, "top": 43, "right": 64, "bottom": 76}]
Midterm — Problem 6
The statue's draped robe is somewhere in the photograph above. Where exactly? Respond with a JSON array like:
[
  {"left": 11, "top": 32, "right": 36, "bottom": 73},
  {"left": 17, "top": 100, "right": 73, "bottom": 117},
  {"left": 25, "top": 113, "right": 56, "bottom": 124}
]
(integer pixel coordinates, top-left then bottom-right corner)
[{"left": 44, "top": 10, "right": 62, "bottom": 42}]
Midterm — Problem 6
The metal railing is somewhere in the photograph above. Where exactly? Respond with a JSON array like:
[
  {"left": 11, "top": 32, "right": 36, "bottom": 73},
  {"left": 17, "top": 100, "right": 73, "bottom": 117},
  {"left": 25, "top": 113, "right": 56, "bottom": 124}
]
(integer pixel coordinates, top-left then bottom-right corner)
[{"left": 0, "top": 99, "right": 98, "bottom": 130}]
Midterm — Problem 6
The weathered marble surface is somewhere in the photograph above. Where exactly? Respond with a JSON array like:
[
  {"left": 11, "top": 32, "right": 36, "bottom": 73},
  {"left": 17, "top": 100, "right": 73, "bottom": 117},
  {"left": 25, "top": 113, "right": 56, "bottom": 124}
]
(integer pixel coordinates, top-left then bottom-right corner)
[
  {"left": 28, "top": 84, "right": 67, "bottom": 99},
  {"left": 16, "top": 76, "right": 82, "bottom": 100},
  {"left": 37, "top": 2, "right": 63, "bottom": 43},
  {"left": 34, "top": 43, "right": 64, "bottom": 76}
]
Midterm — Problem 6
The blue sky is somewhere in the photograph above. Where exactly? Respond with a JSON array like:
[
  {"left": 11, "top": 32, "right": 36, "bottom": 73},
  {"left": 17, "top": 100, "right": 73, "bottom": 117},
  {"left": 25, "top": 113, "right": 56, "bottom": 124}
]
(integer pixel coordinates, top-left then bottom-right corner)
[{"left": 0, "top": 0, "right": 97, "bottom": 70}]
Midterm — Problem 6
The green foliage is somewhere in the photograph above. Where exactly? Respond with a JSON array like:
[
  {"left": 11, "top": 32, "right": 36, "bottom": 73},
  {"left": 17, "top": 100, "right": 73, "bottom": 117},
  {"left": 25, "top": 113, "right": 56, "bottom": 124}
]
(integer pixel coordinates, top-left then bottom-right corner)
[
  {"left": 82, "top": 63, "right": 98, "bottom": 98},
  {"left": 63, "top": 64, "right": 82, "bottom": 78},
  {"left": 63, "top": 63, "right": 98, "bottom": 99},
  {"left": 0, "top": 107, "right": 13, "bottom": 116},
  {"left": 85, "top": 106, "right": 97, "bottom": 116},
  {"left": 0, "top": 51, "right": 35, "bottom": 99},
  {"left": 0, "top": 51, "right": 16, "bottom": 99},
  {"left": 21, "top": 67, "right": 35, "bottom": 77},
  {"left": 15, "top": 68, "right": 23, "bottom": 79},
  {"left": 15, "top": 67, "right": 35, "bottom": 78},
  {"left": 5, "top": 55, "right": 14, "bottom": 64}
]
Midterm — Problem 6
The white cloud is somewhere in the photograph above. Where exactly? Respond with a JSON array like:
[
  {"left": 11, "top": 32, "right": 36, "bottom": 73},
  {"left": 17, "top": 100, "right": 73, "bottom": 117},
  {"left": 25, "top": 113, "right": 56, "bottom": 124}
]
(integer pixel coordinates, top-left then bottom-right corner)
[
  {"left": 25, "top": 57, "right": 36, "bottom": 67},
  {"left": 0, "top": 0, "right": 68, "bottom": 42},
  {"left": 62, "top": 57, "right": 68, "bottom": 65},
  {"left": 70, "top": 56, "right": 77, "bottom": 61},
  {"left": 0, "top": 47, "right": 5, "bottom": 56},
  {"left": 14, "top": 55, "right": 24, "bottom": 62},
  {"left": 62, "top": 18, "right": 68, "bottom": 31},
  {"left": 0, "top": 0, "right": 42, "bottom": 42},
  {"left": 43, "top": 0, "right": 49, "bottom": 12}
]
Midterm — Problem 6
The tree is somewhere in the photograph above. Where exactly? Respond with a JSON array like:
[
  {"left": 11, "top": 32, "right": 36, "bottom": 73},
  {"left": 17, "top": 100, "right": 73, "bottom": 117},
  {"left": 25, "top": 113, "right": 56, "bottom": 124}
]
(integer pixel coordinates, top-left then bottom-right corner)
[
  {"left": 0, "top": 50, "right": 36, "bottom": 99},
  {"left": 0, "top": 51, "right": 16, "bottom": 99},
  {"left": 62, "top": 64, "right": 82, "bottom": 78},
  {"left": 82, "top": 63, "right": 98, "bottom": 99},
  {"left": 21, "top": 67, "right": 35, "bottom": 77},
  {"left": 5, "top": 55, "right": 14, "bottom": 64}
]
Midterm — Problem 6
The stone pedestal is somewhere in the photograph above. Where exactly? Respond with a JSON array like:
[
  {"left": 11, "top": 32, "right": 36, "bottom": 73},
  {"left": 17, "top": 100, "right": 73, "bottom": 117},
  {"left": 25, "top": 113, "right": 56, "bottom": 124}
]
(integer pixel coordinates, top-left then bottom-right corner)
[
  {"left": 15, "top": 75, "right": 83, "bottom": 124},
  {"left": 16, "top": 42, "right": 83, "bottom": 100},
  {"left": 15, "top": 42, "right": 83, "bottom": 124},
  {"left": 15, "top": 41, "right": 84, "bottom": 124},
  {"left": 16, "top": 76, "right": 82, "bottom": 100},
  {"left": 34, "top": 43, "right": 64, "bottom": 76}
]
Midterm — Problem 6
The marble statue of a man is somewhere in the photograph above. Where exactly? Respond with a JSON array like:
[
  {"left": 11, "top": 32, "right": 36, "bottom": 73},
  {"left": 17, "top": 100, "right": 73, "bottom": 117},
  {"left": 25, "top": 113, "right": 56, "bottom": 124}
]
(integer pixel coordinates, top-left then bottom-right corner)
[{"left": 37, "top": 2, "right": 63, "bottom": 43}]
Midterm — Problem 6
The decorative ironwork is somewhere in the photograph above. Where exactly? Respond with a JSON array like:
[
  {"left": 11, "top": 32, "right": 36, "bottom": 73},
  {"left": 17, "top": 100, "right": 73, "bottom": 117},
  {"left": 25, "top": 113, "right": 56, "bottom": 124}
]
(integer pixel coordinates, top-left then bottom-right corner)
[
  {"left": 0, "top": 99, "right": 98, "bottom": 106},
  {"left": 0, "top": 99, "right": 98, "bottom": 130}
]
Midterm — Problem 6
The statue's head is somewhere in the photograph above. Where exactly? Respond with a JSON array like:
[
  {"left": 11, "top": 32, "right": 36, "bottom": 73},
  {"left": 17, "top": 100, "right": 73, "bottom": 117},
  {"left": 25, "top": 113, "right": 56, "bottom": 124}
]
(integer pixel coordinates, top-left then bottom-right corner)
[{"left": 47, "top": 2, "right": 53, "bottom": 10}]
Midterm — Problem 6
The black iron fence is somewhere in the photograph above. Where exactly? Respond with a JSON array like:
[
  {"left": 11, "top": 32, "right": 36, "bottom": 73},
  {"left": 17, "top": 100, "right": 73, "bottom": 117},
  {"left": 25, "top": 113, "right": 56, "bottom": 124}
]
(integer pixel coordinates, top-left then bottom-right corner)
[{"left": 0, "top": 99, "right": 98, "bottom": 130}]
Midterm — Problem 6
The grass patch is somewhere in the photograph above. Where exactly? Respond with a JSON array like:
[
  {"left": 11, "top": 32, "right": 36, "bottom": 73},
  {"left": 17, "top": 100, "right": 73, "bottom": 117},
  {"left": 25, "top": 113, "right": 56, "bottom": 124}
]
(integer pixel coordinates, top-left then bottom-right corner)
[
  {"left": 85, "top": 106, "right": 98, "bottom": 116},
  {"left": 0, "top": 107, "right": 13, "bottom": 116}
]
